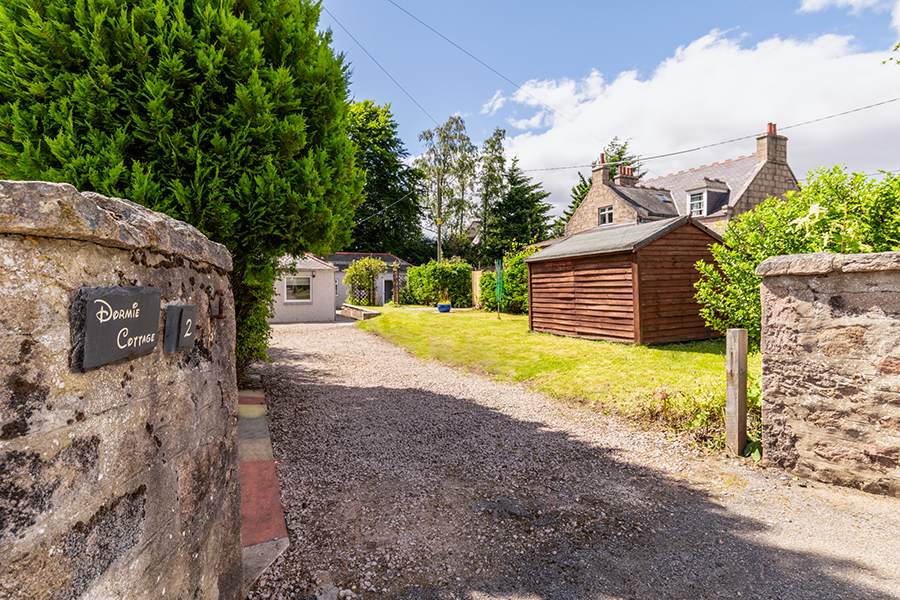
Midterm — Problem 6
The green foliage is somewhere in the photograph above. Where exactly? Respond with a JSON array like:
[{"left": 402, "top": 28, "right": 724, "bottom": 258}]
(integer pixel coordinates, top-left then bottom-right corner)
[
  {"left": 479, "top": 243, "right": 537, "bottom": 314},
  {"left": 0, "top": 0, "right": 364, "bottom": 376},
  {"left": 479, "top": 270, "right": 497, "bottom": 311},
  {"left": 548, "top": 137, "right": 645, "bottom": 238},
  {"left": 694, "top": 166, "right": 900, "bottom": 345},
  {"left": 597, "top": 136, "right": 646, "bottom": 180},
  {"left": 476, "top": 127, "right": 507, "bottom": 258},
  {"left": 416, "top": 116, "right": 477, "bottom": 261},
  {"left": 347, "top": 101, "right": 424, "bottom": 261},
  {"left": 343, "top": 257, "right": 388, "bottom": 306},
  {"left": 406, "top": 260, "right": 472, "bottom": 307},
  {"left": 501, "top": 243, "right": 537, "bottom": 314},
  {"left": 487, "top": 159, "right": 551, "bottom": 258}
]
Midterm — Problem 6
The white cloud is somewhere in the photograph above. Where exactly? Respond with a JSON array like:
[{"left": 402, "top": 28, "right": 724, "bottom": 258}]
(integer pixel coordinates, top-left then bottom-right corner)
[
  {"left": 798, "top": 0, "right": 900, "bottom": 33},
  {"left": 481, "top": 90, "right": 507, "bottom": 115},
  {"left": 501, "top": 30, "right": 900, "bottom": 216},
  {"left": 799, "top": 0, "right": 885, "bottom": 13}
]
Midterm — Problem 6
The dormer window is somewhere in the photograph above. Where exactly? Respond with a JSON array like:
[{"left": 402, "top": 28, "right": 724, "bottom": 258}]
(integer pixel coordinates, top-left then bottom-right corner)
[
  {"left": 598, "top": 205, "right": 613, "bottom": 225},
  {"left": 689, "top": 192, "right": 705, "bottom": 217}
]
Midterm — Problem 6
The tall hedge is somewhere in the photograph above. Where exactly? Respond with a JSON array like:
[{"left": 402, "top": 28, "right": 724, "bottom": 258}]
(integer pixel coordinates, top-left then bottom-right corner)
[
  {"left": 0, "top": 0, "right": 364, "bottom": 377},
  {"left": 406, "top": 260, "right": 472, "bottom": 307}
]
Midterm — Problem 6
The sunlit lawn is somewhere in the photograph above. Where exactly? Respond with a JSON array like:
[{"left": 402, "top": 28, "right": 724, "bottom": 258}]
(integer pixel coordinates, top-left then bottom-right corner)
[{"left": 360, "top": 306, "right": 762, "bottom": 434}]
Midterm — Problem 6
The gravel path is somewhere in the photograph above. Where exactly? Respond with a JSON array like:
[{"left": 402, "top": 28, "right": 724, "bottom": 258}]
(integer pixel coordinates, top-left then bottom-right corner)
[{"left": 249, "top": 321, "right": 900, "bottom": 600}]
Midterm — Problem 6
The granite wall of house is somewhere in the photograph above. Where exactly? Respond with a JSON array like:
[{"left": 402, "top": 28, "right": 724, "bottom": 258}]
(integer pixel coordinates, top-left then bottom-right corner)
[
  {"left": 757, "top": 252, "right": 900, "bottom": 498},
  {"left": 565, "top": 167, "right": 636, "bottom": 236},
  {"left": 0, "top": 181, "right": 242, "bottom": 599}
]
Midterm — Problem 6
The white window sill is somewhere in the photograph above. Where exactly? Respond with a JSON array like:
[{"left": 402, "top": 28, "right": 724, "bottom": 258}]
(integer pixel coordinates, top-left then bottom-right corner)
[{"left": 284, "top": 300, "right": 313, "bottom": 304}]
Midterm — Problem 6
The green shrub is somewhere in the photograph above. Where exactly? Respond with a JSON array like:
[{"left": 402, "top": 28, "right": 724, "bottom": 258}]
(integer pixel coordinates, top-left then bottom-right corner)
[
  {"left": 480, "top": 243, "right": 537, "bottom": 314},
  {"left": 479, "top": 271, "right": 497, "bottom": 311},
  {"left": 343, "top": 257, "right": 388, "bottom": 306},
  {"left": 695, "top": 166, "right": 900, "bottom": 346},
  {"left": 406, "top": 260, "right": 472, "bottom": 306},
  {"left": 0, "top": 0, "right": 364, "bottom": 379},
  {"left": 501, "top": 244, "right": 536, "bottom": 314}
]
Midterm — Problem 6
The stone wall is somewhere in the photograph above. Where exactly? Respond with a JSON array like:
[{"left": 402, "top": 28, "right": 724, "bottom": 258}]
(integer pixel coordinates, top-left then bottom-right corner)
[
  {"left": 565, "top": 173, "right": 636, "bottom": 236},
  {"left": 757, "top": 252, "right": 900, "bottom": 497},
  {"left": 0, "top": 181, "right": 242, "bottom": 599}
]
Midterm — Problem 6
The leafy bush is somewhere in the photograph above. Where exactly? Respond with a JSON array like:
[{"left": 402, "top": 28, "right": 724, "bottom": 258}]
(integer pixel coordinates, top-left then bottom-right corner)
[
  {"left": 502, "top": 244, "right": 537, "bottom": 314},
  {"left": 480, "top": 271, "right": 497, "bottom": 311},
  {"left": 0, "top": 0, "right": 364, "bottom": 379},
  {"left": 695, "top": 166, "right": 900, "bottom": 346},
  {"left": 343, "top": 257, "right": 388, "bottom": 306},
  {"left": 406, "top": 260, "right": 472, "bottom": 306},
  {"left": 479, "top": 243, "right": 537, "bottom": 314}
]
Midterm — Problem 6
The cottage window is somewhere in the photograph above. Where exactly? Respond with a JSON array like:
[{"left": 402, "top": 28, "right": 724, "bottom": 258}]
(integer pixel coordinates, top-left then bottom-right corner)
[
  {"left": 598, "top": 205, "right": 613, "bottom": 225},
  {"left": 690, "top": 192, "right": 705, "bottom": 217},
  {"left": 285, "top": 276, "right": 312, "bottom": 302}
]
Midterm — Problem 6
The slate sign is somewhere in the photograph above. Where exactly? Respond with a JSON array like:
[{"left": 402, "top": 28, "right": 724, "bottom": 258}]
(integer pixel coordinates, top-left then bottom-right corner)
[
  {"left": 77, "top": 286, "right": 161, "bottom": 370},
  {"left": 164, "top": 305, "right": 197, "bottom": 353}
]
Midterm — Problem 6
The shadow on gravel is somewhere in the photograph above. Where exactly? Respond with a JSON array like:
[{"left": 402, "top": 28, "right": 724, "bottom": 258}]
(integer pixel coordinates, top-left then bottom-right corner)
[{"left": 261, "top": 346, "right": 897, "bottom": 600}]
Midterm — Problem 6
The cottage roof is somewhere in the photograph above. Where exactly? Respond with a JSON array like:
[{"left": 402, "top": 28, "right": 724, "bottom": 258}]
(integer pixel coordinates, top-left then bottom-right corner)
[
  {"left": 322, "top": 252, "right": 413, "bottom": 271},
  {"left": 526, "top": 216, "right": 721, "bottom": 263},
  {"left": 278, "top": 254, "right": 337, "bottom": 270},
  {"left": 637, "top": 154, "right": 758, "bottom": 216},
  {"left": 609, "top": 185, "right": 678, "bottom": 219}
]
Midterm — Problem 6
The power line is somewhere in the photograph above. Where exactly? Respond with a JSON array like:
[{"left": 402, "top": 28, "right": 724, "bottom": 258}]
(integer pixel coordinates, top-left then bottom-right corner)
[
  {"left": 781, "top": 97, "right": 900, "bottom": 131},
  {"left": 322, "top": 7, "right": 439, "bottom": 127},
  {"left": 355, "top": 189, "right": 416, "bottom": 225},
  {"left": 522, "top": 96, "right": 900, "bottom": 173},
  {"left": 384, "top": 0, "right": 605, "bottom": 144}
]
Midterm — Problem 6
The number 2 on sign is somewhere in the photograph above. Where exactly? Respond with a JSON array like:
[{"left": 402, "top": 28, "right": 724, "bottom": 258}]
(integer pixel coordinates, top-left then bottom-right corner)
[{"left": 184, "top": 319, "right": 193, "bottom": 337}]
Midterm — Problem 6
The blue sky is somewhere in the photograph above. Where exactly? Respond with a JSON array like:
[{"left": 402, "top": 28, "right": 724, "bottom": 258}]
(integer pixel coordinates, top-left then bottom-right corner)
[{"left": 319, "top": 0, "right": 900, "bottom": 215}]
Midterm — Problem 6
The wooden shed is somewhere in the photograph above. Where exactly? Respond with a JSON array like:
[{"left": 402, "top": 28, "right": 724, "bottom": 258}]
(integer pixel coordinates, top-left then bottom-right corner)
[{"left": 525, "top": 216, "right": 722, "bottom": 344}]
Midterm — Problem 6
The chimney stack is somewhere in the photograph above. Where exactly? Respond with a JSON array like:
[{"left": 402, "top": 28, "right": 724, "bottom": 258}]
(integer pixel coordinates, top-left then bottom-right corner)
[
  {"left": 757, "top": 122, "right": 788, "bottom": 164},
  {"left": 613, "top": 165, "right": 639, "bottom": 187},
  {"left": 592, "top": 153, "right": 609, "bottom": 186}
]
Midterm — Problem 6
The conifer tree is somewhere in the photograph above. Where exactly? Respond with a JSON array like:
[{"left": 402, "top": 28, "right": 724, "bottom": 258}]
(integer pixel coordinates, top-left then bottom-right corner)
[
  {"left": 488, "top": 159, "right": 551, "bottom": 256},
  {"left": 0, "top": 0, "right": 364, "bottom": 377}
]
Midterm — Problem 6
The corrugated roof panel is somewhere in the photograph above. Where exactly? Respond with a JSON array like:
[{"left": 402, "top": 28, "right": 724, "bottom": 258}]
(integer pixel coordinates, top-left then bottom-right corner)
[{"left": 525, "top": 217, "right": 688, "bottom": 263}]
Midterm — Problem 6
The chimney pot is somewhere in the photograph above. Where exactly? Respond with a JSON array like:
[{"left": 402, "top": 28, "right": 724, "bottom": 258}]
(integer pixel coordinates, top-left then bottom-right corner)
[
  {"left": 757, "top": 122, "right": 787, "bottom": 164},
  {"left": 600, "top": 153, "right": 606, "bottom": 164}
]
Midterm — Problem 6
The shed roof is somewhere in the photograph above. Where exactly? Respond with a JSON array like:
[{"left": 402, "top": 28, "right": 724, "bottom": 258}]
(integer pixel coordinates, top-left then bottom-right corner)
[{"left": 526, "top": 216, "right": 721, "bottom": 263}]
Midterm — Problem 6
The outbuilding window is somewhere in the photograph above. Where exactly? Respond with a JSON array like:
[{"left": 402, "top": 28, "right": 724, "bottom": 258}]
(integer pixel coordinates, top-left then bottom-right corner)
[
  {"left": 285, "top": 276, "right": 312, "bottom": 302},
  {"left": 598, "top": 205, "right": 613, "bottom": 225}
]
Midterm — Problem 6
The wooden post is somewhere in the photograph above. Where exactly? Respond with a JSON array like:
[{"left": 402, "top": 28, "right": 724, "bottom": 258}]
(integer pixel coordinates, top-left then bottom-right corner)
[
  {"left": 393, "top": 266, "right": 399, "bottom": 304},
  {"left": 726, "top": 328, "right": 748, "bottom": 456}
]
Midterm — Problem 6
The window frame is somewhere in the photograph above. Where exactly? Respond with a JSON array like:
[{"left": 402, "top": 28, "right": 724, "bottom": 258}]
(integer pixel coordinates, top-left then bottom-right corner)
[
  {"left": 689, "top": 191, "right": 706, "bottom": 217},
  {"left": 284, "top": 275, "right": 313, "bottom": 303},
  {"left": 598, "top": 205, "right": 614, "bottom": 226}
]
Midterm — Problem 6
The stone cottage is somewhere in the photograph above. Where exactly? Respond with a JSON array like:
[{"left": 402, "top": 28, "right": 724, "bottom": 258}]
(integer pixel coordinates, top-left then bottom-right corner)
[{"left": 566, "top": 123, "right": 800, "bottom": 236}]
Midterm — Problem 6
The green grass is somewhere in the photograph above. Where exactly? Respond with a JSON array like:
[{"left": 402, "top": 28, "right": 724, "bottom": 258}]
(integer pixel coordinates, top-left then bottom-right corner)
[{"left": 360, "top": 307, "right": 762, "bottom": 444}]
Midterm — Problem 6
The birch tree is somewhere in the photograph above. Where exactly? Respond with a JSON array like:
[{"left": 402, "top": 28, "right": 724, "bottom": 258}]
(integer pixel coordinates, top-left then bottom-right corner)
[{"left": 416, "top": 116, "right": 477, "bottom": 262}]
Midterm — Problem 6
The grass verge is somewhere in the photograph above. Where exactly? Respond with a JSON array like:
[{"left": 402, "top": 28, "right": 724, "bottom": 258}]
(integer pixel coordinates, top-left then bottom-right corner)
[{"left": 360, "top": 307, "right": 762, "bottom": 448}]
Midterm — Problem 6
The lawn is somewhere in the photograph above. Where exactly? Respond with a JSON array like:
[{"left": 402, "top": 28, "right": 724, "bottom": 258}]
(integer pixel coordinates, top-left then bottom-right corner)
[{"left": 360, "top": 307, "right": 762, "bottom": 441}]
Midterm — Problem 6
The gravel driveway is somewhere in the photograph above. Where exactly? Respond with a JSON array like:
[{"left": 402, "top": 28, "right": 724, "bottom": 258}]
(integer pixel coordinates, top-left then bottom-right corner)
[{"left": 249, "top": 321, "right": 900, "bottom": 600}]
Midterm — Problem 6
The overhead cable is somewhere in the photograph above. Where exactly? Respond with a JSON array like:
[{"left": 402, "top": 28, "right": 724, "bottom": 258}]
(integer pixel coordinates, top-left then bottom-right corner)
[
  {"left": 522, "top": 96, "right": 900, "bottom": 173},
  {"left": 323, "top": 7, "right": 439, "bottom": 127},
  {"left": 355, "top": 189, "right": 416, "bottom": 225},
  {"left": 384, "top": 0, "right": 605, "bottom": 144}
]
